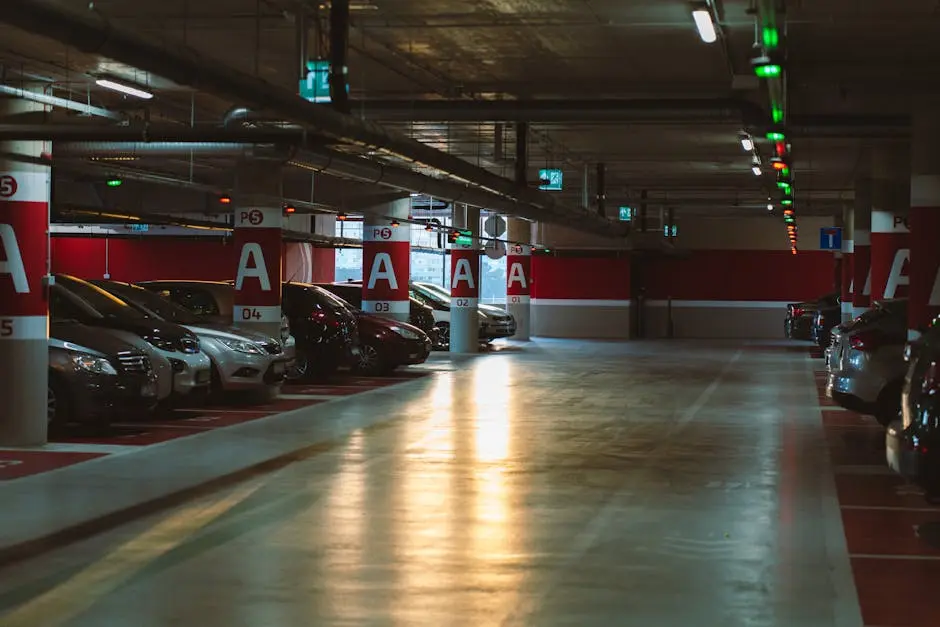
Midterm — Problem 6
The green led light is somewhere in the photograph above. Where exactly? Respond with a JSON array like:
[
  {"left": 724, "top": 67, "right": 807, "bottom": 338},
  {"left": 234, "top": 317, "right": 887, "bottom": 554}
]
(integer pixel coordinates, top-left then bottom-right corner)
[
  {"left": 781, "top": 166, "right": 790, "bottom": 177},
  {"left": 777, "top": 181, "right": 791, "bottom": 191},
  {"left": 762, "top": 27, "right": 779, "bottom": 49},
  {"left": 766, "top": 131, "right": 785, "bottom": 141},
  {"left": 781, "top": 199, "right": 793, "bottom": 206},
  {"left": 754, "top": 63, "right": 782, "bottom": 79},
  {"left": 771, "top": 106, "right": 785, "bottom": 123},
  {"left": 106, "top": 178, "right": 122, "bottom": 187}
]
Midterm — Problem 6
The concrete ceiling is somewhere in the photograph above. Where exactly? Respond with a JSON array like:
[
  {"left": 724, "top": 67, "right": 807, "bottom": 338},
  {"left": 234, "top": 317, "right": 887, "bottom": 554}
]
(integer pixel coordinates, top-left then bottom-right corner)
[{"left": 0, "top": 0, "right": 933, "bottom": 222}]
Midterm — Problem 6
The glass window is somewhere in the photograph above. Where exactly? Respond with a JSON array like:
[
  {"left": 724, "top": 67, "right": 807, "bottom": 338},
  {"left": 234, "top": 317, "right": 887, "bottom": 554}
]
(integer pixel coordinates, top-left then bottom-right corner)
[
  {"left": 102, "top": 283, "right": 201, "bottom": 324},
  {"left": 172, "top": 287, "right": 220, "bottom": 317},
  {"left": 50, "top": 287, "right": 100, "bottom": 323},
  {"left": 56, "top": 276, "right": 148, "bottom": 320}
]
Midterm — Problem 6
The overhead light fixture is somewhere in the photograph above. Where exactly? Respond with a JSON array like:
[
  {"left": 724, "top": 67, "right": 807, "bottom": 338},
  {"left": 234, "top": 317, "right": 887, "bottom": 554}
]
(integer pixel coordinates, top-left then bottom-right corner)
[
  {"left": 740, "top": 134, "right": 754, "bottom": 152},
  {"left": 691, "top": 4, "right": 718, "bottom": 44},
  {"left": 390, "top": 219, "right": 400, "bottom": 227},
  {"left": 218, "top": 195, "right": 232, "bottom": 205},
  {"left": 751, "top": 52, "right": 782, "bottom": 79},
  {"left": 752, "top": 166, "right": 763, "bottom": 176},
  {"left": 95, "top": 78, "right": 154, "bottom": 100},
  {"left": 767, "top": 203, "right": 774, "bottom": 211},
  {"left": 282, "top": 204, "right": 296, "bottom": 215},
  {"left": 105, "top": 177, "right": 122, "bottom": 187},
  {"left": 336, "top": 212, "right": 348, "bottom": 221}
]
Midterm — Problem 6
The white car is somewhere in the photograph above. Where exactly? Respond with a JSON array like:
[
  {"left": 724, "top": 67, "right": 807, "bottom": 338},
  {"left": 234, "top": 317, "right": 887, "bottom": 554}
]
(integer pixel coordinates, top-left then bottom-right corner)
[{"left": 410, "top": 282, "right": 517, "bottom": 342}]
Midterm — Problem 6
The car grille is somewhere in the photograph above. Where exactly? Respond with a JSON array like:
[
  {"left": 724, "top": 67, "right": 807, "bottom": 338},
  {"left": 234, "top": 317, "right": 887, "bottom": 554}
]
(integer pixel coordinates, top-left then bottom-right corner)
[
  {"left": 117, "top": 351, "right": 151, "bottom": 375},
  {"left": 179, "top": 337, "right": 199, "bottom": 354},
  {"left": 261, "top": 341, "right": 281, "bottom": 355}
]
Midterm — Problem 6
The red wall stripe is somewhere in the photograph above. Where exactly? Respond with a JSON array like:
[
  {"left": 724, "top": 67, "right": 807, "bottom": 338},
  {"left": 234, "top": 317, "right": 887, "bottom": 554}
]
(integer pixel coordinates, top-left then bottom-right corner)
[
  {"left": 531, "top": 250, "right": 835, "bottom": 301},
  {"left": 639, "top": 250, "right": 835, "bottom": 301},
  {"left": 531, "top": 256, "right": 630, "bottom": 299},
  {"left": 51, "top": 237, "right": 336, "bottom": 284}
]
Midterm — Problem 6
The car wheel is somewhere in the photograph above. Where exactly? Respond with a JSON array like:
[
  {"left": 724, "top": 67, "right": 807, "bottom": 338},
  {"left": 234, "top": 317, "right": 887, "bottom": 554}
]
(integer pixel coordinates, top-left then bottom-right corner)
[
  {"left": 47, "top": 375, "right": 72, "bottom": 428},
  {"left": 434, "top": 322, "right": 450, "bottom": 347},
  {"left": 355, "top": 343, "right": 389, "bottom": 375},
  {"left": 874, "top": 380, "right": 904, "bottom": 427},
  {"left": 286, "top": 348, "right": 311, "bottom": 381}
]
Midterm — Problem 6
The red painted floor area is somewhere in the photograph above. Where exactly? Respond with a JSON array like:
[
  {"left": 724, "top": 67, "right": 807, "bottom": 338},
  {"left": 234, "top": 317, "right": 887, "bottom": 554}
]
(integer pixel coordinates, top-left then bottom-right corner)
[
  {"left": 814, "top": 349, "right": 940, "bottom": 627},
  {"left": 2, "top": 371, "right": 430, "bottom": 482}
]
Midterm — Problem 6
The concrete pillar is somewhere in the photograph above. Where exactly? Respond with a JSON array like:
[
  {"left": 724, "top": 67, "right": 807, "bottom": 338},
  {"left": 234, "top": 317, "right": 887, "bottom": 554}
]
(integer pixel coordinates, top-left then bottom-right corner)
[
  {"left": 870, "top": 146, "right": 911, "bottom": 302},
  {"left": 449, "top": 204, "right": 480, "bottom": 353},
  {"left": 908, "top": 101, "right": 940, "bottom": 338},
  {"left": 840, "top": 205, "right": 855, "bottom": 322},
  {"left": 506, "top": 217, "right": 532, "bottom": 340},
  {"left": 0, "top": 97, "right": 50, "bottom": 446},
  {"left": 853, "top": 177, "right": 872, "bottom": 318},
  {"left": 362, "top": 198, "right": 410, "bottom": 323},
  {"left": 233, "top": 162, "right": 284, "bottom": 339}
]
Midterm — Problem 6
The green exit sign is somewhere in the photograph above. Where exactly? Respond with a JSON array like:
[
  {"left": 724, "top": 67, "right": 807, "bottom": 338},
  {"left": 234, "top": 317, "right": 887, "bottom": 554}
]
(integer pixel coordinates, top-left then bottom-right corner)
[
  {"left": 538, "top": 169, "right": 563, "bottom": 191},
  {"left": 619, "top": 206, "right": 633, "bottom": 221},
  {"left": 455, "top": 230, "right": 472, "bottom": 246},
  {"left": 299, "top": 60, "right": 348, "bottom": 103}
]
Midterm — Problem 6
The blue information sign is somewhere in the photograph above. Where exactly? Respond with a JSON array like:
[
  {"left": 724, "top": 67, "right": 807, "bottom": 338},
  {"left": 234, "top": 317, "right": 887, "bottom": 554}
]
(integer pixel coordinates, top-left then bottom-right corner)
[{"left": 819, "top": 227, "right": 842, "bottom": 250}]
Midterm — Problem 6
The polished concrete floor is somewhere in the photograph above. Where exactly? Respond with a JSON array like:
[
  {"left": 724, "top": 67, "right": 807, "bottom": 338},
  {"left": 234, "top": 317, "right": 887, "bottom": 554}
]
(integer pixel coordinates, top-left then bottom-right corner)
[{"left": 0, "top": 340, "right": 861, "bottom": 627}]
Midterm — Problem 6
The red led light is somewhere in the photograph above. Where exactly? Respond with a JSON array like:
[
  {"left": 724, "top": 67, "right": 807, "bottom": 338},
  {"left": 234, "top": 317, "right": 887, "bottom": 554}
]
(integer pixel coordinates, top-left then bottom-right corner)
[{"left": 218, "top": 195, "right": 232, "bottom": 205}]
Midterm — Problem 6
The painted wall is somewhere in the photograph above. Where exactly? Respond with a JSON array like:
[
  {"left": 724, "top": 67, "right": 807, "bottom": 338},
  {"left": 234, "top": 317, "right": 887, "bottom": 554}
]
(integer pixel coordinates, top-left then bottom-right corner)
[
  {"left": 50, "top": 237, "right": 334, "bottom": 285},
  {"left": 531, "top": 254, "right": 631, "bottom": 338},
  {"left": 531, "top": 216, "right": 839, "bottom": 339}
]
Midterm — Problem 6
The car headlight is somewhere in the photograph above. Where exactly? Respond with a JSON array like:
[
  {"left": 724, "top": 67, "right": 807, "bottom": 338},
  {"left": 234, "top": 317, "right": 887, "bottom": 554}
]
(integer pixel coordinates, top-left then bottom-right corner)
[
  {"left": 142, "top": 335, "right": 176, "bottom": 352},
  {"left": 71, "top": 352, "right": 118, "bottom": 375},
  {"left": 216, "top": 337, "right": 265, "bottom": 355},
  {"left": 388, "top": 325, "right": 422, "bottom": 340}
]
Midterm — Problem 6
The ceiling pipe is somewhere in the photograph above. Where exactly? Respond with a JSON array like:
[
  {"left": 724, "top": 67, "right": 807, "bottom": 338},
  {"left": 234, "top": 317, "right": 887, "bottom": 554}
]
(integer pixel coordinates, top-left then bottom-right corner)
[
  {"left": 0, "top": 124, "right": 304, "bottom": 143},
  {"left": 0, "top": 0, "right": 621, "bottom": 237},
  {"left": 347, "top": 98, "right": 767, "bottom": 124},
  {"left": 49, "top": 140, "right": 624, "bottom": 236},
  {"left": 0, "top": 84, "right": 122, "bottom": 120}
]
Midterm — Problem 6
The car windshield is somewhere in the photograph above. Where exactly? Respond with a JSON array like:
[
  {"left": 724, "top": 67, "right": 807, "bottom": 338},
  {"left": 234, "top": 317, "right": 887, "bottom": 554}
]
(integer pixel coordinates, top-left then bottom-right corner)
[
  {"left": 413, "top": 285, "right": 450, "bottom": 305},
  {"left": 322, "top": 285, "right": 363, "bottom": 309},
  {"left": 313, "top": 286, "right": 357, "bottom": 312},
  {"left": 98, "top": 282, "right": 201, "bottom": 325},
  {"left": 57, "top": 276, "right": 148, "bottom": 320}
]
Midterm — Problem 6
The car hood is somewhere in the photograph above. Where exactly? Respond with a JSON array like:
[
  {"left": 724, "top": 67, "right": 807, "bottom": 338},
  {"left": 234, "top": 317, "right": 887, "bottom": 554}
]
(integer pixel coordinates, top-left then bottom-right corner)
[
  {"left": 358, "top": 313, "right": 427, "bottom": 335},
  {"left": 95, "top": 316, "right": 196, "bottom": 341},
  {"left": 50, "top": 321, "right": 143, "bottom": 357},
  {"left": 182, "top": 323, "right": 275, "bottom": 344}
]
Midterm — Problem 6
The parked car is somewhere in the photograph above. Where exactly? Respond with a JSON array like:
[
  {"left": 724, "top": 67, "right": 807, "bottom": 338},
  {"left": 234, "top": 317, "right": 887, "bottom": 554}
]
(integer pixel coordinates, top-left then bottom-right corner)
[
  {"left": 53, "top": 275, "right": 212, "bottom": 402},
  {"left": 785, "top": 295, "right": 832, "bottom": 341},
  {"left": 140, "top": 280, "right": 358, "bottom": 380},
  {"left": 136, "top": 280, "right": 292, "bottom": 342},
  {"left": 314, "top": 284, "right": 432, "bottom": 374},
  {"left": 886, "top": 316, "right": 940, "bottom": 500},
  {"left": 317, "top": 282, "right": 436, "bottom": 336},
  {"left": 48, "top": 320, "right": 158, "bottom": 428},
  {"left": 811, "top": 293, "right": 842, "bottom": 350},
  {"left": 409, "top": 281, "right": 517, "bottom": 344},
  {"left": 92, "top": 280, "right": 293, "bottom": 397},
  {"left": 826, "top": 298, "right": 908, "bottom": 425}
]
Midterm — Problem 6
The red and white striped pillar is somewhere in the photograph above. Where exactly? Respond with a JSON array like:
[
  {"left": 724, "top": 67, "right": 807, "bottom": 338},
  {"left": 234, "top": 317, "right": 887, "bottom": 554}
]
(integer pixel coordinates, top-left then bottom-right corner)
[
  {"left": 362, "top": 199, "right": 410, "bottom": 323},
  {"left": 506, "top": 218, "right": 532, "bottom": 340},
  {"left": 450, "top": 204, "right": 481, "bottom": 353},
  {"left": 870, "top": 148, "right": 911, "bottom": 302},
  {"left": 840, "top": 205, "right": 854, "bottom": 322},
  {"left": 908, "top": 104, "right": 940, "bottom": 338},
  {"left": 0, "top": 98, "right": 50, "bottom": 446},
  {"left": 852, "top": 178, "right": 872, "bottom": 319},
  {"left": 234, "top": 164, "right": 284, "bottom": 339}
]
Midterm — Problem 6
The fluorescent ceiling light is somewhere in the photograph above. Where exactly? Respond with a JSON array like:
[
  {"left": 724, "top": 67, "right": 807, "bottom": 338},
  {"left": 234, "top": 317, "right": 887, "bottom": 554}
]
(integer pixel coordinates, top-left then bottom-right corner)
[
  {"left": 767, "top": 203, "right": 774, "bottom": 211},
  {"left": 692, "top": 8, "right": 717, "bottom": 44},
  {"left": 95, "top": 78, "right": 153, "bottom": 100},
  {"left": 740, "top": 135, "right": 754, "bottom": 151},
  {"left": 752, "top": 166, "right": 763, "bottom": 176}
]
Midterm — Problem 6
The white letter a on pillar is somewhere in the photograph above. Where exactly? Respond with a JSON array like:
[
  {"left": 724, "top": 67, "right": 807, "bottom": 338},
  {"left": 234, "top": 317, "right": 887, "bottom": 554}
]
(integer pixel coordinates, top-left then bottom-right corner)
[
  {"left": 452, "top": 258, "right": 475, "bottom": 290},
  {"left": 507, "top": 262, "right": 527, "bottom": 289},
  {"left": 884, "top": 249, "right": 910, "bottom": 299},
  {"left": 368, "top": 253, "right": 398, "bottom": 290},
  {"left": 235, "top": 243, "right": 271, "bottom": 291},
  {"left": 0, "top": 224, "right": 29, "bottom": 293}
]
